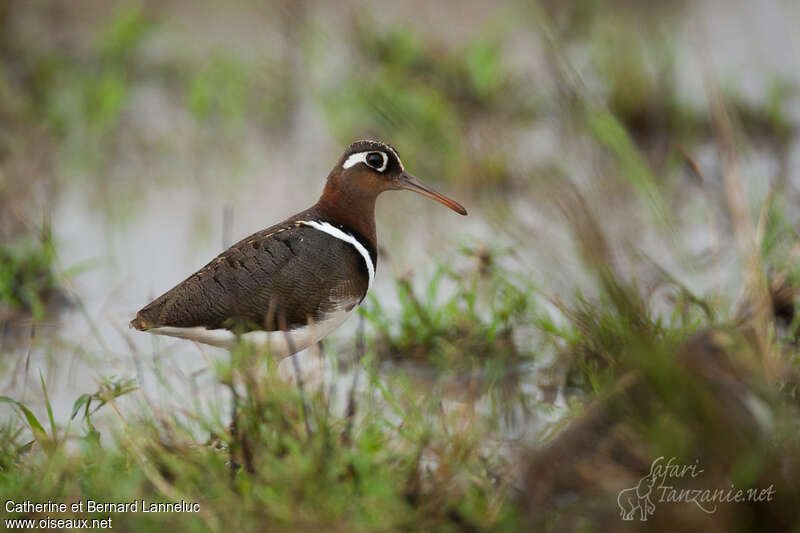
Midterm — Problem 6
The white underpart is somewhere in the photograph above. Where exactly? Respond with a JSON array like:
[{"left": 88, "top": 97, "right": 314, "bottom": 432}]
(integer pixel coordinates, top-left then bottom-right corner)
[
  {"left": 147, "top": 221, "right": 375, "bottom": 357},
  {"left": 342, "top": 151, "right": 387, "bottom": 172},
  {"left": 149, "top": 303, "right": 355, "bottom": 359}
]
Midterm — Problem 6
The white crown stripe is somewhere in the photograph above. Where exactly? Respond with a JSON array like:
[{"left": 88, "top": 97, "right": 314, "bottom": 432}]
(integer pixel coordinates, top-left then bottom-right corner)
[{"left": 299, "top": 220, "right": 375, "bottom": 291}]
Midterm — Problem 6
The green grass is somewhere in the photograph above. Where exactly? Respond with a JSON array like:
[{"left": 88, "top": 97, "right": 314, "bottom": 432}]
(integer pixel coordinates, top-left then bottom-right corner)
[
  {"left": 362, "top": 249, "right": 534, "bottom": 369},
  {"left": 3, "top": 216, "right": 798, "bottom": 531},
  {"left": 1, "top": 340, "right": 522, "bottom": 532},
  {"left": 0, "top": 225, "right": 61, "bottom": 321},
  {"left": 5, "top": 222, "right": 800, "bottom": 530}
]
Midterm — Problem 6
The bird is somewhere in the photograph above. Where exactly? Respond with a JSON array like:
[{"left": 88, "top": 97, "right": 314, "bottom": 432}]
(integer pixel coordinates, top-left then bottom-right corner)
[{"left": 130, "top": 140, "right": 467, "bottom": 359}]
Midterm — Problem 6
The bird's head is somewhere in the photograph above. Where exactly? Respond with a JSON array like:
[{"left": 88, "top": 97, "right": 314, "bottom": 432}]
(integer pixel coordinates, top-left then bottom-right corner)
[{"left": 325, "top": 140, "right": 467, "bottom": 215}]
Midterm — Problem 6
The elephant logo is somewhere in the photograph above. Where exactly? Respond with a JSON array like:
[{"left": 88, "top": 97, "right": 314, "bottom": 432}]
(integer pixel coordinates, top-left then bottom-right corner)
[{"left": 618, "top": 471, "right": 657, "bottom": 521}]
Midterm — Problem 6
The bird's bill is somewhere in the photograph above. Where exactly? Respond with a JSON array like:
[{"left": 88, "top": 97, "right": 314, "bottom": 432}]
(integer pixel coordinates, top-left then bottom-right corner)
[{"left": 397, "top": 172, "right": 468, "bottom": 216}]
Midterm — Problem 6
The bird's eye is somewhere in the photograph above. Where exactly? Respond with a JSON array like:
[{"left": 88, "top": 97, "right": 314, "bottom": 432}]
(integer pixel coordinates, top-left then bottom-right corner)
[{"left": 366, "top": 152, "right": 385, "bottom": 170}]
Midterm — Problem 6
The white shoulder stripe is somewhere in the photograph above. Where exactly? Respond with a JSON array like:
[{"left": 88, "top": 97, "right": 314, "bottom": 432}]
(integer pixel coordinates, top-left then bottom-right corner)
[{"left": 299, "top": 220, "right": 375, "bottom": 290}]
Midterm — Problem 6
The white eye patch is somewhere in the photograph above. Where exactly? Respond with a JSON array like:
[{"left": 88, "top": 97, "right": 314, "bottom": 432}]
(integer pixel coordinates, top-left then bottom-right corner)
[{"left": 342, "top": 151, "right": 388, "bottom": 172}]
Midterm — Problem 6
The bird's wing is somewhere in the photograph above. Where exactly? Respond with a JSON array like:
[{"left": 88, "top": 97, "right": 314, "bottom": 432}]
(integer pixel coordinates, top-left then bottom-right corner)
[{"left": 131, "top": 222, "right": 370, "bottom": 332}]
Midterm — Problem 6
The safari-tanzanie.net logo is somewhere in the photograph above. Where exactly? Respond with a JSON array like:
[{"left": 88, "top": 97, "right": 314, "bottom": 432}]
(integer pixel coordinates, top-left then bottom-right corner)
[{"left": 617, "top": 456, "right": 776, "bottom": 521}]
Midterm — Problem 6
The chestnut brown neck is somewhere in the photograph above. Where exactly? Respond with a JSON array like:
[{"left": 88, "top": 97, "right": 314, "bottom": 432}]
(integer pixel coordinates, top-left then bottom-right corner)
[{"left": 314, "top": 178, "right": 379, "bottom": 251}]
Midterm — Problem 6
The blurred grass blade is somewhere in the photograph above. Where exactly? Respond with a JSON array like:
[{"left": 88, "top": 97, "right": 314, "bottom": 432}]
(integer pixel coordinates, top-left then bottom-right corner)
[
  {"left": 0, "top": 396, "right": 50, "bottom": 450},
  {"left": 587, "top": 110, "right": 669, "bottom": 226},
  {"left": 71, "top": 393, "right": 92, "bottom": 420},
  {"left": 39, "top": 370, "right": 57, "bottom": 442},
  {"left": 60, "top": 257, "right": 104, "bottom": 280}
]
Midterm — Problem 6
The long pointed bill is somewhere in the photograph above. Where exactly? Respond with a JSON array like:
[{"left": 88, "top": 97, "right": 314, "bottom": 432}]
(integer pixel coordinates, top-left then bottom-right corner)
[{"left": 397, "top": 172, "right": 468, "bottom": 215}]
